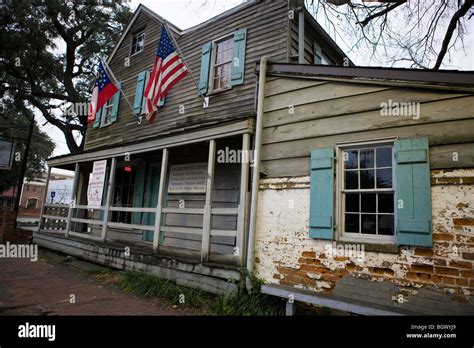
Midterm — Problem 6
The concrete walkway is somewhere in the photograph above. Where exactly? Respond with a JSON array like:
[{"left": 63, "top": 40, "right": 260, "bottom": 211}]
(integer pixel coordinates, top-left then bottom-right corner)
[{"left": 0, "top": 249, "right": 199, "bottom": 315}]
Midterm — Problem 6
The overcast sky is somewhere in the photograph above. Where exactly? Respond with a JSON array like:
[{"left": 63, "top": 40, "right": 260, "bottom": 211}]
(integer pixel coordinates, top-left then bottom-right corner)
[{"left": 45, "top": 0, "right": 473, "bottom": 159}]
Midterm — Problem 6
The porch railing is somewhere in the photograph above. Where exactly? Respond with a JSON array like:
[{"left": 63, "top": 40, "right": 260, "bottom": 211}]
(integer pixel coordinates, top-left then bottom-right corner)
[{"left": 38, "top": 134, "right": 250, "bottom": 266}]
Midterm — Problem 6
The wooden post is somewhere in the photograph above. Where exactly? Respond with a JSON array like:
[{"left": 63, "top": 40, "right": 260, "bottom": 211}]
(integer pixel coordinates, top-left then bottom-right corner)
[
  {"left": 65, "top": 163, "right": 80, "bottom": 237},
  {"left": 201, "top": 139, "right": 216, "bottom": 262},
  {"left": 236, "top": 133, "right": 250, "bottom": 266},
  {"left": 153, "top": 148, "right": 168, "bottom": 252},
  {"left": 38, "top": 166, "right": 52, "bottom": 232},
  {"left": 101, "top": 157, "right": 117, "bottom": 242}
]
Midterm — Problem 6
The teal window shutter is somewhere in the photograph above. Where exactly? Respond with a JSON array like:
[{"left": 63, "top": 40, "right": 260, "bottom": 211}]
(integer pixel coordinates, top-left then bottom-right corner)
[
  {"left": 109, "top": 82, "right": 121, "bottom": 123},
  {"left": 395, "top": 138, "right": 432, "bottom": 247},
  {"left": 231, "top": 28, "right": 247, "bottom": 86},
  {"left": 133, "top": 71, "right": 147, "bottom": 115},
  {"left": 309, "top": 147, "right": 335, "bottom": 239},
  {"left": 199, "top": 42, "right": 212, "bottom": 95},
  {"left": 93, "top": 108, "right": 102, "bottom": 128},
  {"left": 314, "top": 43, "right": 322, "bottom": 64},
  {"left": 132, "top": 162, "right": 146, "bottom": 225}
]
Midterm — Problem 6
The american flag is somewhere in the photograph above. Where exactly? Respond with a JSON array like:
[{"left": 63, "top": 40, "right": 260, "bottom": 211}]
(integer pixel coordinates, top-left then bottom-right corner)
[
  {"left": 144, "top": 25, "right": 188, "bottom": 123},
  {"left": 87, "top": 61, "right": 118, "bottom": 125}
]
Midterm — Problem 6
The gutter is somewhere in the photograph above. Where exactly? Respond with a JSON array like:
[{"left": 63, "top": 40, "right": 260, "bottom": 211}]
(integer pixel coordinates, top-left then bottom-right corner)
[{"left": 246, "top": 56, "right": 269, "bottom": 282}]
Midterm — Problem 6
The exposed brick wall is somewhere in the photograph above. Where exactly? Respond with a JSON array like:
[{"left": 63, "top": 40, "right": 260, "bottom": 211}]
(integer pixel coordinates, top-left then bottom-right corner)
[
  {"left": 254, "top": 169, "right": 474, "bottom": 314},
  {"left": 20, "top": 184, "right": 45, "bottom": 209}
]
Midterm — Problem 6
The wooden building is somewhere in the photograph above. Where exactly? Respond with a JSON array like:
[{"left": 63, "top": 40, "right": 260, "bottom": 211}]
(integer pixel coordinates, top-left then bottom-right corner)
[
  {"left": 35, "top": 0, "right": 348, "bottom": 295},
  {"left": 255, "top": 63, "right": 474, "bottom": 315},
  {"left": 35, "top": 0, "right": 474, "bottom": 314}
]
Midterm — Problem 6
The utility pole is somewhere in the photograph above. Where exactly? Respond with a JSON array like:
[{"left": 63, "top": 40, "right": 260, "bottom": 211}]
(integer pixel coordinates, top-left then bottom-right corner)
[{"left": 13, "top": 114, "right": 34, "bottom": 227}]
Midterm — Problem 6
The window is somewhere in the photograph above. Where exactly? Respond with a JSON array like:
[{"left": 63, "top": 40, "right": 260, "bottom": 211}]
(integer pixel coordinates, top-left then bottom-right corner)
[
  {"left": 26, "top": 198, "right": 38, "bottom": 209},
  {"left": 101, "top": 99, "right": 114, "bottom": 126},
  {"left": 112, "top": 165, "right": 136, "bottom": 224},
  {"left": 131, "top": 31, "right": 145, "bottom": 55},
  {"left": 210, "top": 35, "right": 233, "bottom": 92},
  {"left": 314, "top": 42, "right": 334, "bottom": 65},
  {"left": 338, "top": 142, "right": 395, "bottom": 243},
  {"left": 141, "top": 70, "right": 150, "bottom": 114}
]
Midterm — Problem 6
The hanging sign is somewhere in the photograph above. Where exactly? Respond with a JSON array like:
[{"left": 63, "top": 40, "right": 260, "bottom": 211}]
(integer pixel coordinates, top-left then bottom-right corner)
[
  {"left": 0, "top": 138, "right": 15, "bottom": 170},
  {"left": 87, "top": 160, "right": 107, "bottom": 208}
]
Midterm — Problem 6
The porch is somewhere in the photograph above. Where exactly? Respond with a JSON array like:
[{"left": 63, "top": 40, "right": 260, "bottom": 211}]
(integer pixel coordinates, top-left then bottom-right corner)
[{"left": 35, "top": 121, "right": 253, "bottom": 292}]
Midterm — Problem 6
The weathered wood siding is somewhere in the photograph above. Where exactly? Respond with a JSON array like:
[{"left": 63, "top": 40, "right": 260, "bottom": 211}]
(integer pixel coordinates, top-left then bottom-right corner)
[
  {"left": 288, "top": 12, "right": 345, "bottom": 65},
  {"left": 85, "top": 0, "right": 289, "bottom": 151},
  {"left": 261, "top": 77, "right": 474, "bottom": 177}
]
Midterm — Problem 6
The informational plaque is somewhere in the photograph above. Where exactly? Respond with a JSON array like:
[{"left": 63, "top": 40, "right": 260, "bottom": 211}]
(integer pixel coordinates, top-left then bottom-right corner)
[
  {"left": 168, "top": 162, "right": 208, "bottom": 193},
  {"left": 0, "top": 139, "right": 15, "bottom": 170},
  {"left": 87, "top": 160, "right": 107, "bottom": 208}
]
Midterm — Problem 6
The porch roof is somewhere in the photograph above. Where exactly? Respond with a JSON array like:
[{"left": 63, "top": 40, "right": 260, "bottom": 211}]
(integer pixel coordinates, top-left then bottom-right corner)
[
  {"left": 255, "top": 62, "right": 474, "bottom": 92},
  {"left": 48, "top": 118, "right": 254, "bottom": 169}
]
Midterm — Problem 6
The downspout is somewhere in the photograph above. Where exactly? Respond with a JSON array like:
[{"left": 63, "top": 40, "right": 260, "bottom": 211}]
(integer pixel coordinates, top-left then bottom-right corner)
[{"left": 246, "top": 56, "right": 269, "bottom": 284}]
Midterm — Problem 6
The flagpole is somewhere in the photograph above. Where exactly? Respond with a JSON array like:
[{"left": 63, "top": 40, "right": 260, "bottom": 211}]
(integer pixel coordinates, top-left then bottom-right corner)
[
  {"left": 101, "top": 59, "right": 142, "bottom": 121},
  {"left": 163, "top": 21, "right": 206, "bottom": 102}
]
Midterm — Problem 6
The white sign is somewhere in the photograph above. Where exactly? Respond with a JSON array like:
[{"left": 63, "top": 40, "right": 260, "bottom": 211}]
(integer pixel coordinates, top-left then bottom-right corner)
[
  {"left": 168, "top": 162, "right": 208, "bottom": 193},
  {"left": 48, "top": 179, "right": 74, "bottom": 204},
  {"left": 0, "top": 139, "right": 15, "bottom": 170},
  {"left": 87, "top": 160, "right": 107, "bottom": 208}
]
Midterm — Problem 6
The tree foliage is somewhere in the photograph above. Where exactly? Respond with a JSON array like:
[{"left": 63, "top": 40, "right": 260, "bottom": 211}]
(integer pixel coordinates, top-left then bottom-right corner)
[{"left": 0, "top": 0, "right": 133, "bottom": 153}]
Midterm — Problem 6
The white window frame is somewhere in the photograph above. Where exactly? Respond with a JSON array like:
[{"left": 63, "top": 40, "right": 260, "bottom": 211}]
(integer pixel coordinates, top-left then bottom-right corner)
[
  {"left": 335, "top": 138, "right": 397, "bottom": 245},
  {"left": 141, "top": 70, "right": 151, "bottom": 115},
  {"left": 208, "top": 34, "right": 234, "bottom": 93},
  {"left": 100, "top": 99, "right": 114, "bottom": 127},
  {"left": 130, "top": 31, "right": 145, "bottom": 56}
]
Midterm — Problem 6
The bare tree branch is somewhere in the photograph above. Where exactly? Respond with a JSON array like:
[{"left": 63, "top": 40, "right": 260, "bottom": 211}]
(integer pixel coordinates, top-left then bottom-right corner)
[{"left": 433, "top": 0, "right": 473, "bottom": 69}]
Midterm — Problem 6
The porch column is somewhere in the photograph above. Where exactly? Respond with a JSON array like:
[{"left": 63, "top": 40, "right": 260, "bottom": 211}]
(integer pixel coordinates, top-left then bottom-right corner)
[
  {"left": 201, "top": 139, "right": 216, "bottom": 262},
  {"left": 236, "top": 133, "right": 250, "bottom": 265},
  {"left": 38, "top": 166, "right": 52, "bottom": 232},
  {"left": 101, "top": 157, "right": 117, "bottom": 242},
  {"left": 65, "top": 162, "right": 80, "bottom": 238},
  {"left": 153, "top": 148, "right": 168, "bottom": 252}
]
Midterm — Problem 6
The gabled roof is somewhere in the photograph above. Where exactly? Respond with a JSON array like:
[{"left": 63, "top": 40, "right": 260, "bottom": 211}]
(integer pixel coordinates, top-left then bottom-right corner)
[
  {"left": 106, "top": 4, "right": 182, "bottom": 64},
  {"left": 106, "top": 1, "right": 351, "bottom": 65}
]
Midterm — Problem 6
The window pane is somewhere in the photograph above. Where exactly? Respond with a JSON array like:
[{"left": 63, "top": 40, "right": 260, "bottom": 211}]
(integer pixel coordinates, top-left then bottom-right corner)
[
  {"left": 378, "top": 193, "right": 394, "bottom": 213},
  {"left": 345, "top": 213, "right": 359, "bottom": 233},
  {"left": 361, "top": 214, "right": 376, "bottom": 234},
  {"left": 376, "top": 147, "right": 392, "bottom": 167},
  {"left": 344, "top": 150, "right": 358, "bottom": 169},
  {"left": 360, "top": 149, "right": 374, "bottom": 169},
  {"left": 376, "top": 168, "right": 392, "bottom": 188},
  {"left": 360, "top": 169, "right": 374, "bottom": 189},
  {"left": 345, "top": 193, "right": 359, "bottom": 212},
  {"left": 345, "top": 170, "right": 358, "bottom": 189},
  {"left": 378, "top": 215, "right": 394, "bottom": 235},
  {"left": 361, "top": 193, "right": 376, "bottom": 213}
]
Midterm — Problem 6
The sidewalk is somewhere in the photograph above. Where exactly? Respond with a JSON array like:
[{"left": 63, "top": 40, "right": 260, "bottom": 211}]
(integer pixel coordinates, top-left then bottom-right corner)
[{"left": 0, "top": 249, "right": 198, "bottom": 315}]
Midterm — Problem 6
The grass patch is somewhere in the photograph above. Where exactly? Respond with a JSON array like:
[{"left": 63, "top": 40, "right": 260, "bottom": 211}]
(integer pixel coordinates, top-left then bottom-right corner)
[
  {"left": 208, "top": 278, "right": 284, "bottom": 316},
  {"left": 118, "top": 271, "right": 284, "bottom": 315},
  {"left": 119, "top": 271, "right": 211, "bottom": 309}
]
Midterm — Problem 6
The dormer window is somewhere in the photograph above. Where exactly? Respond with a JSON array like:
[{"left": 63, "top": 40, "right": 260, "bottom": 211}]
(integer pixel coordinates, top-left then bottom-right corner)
[{"left": 131, "top": 31, "right": 145, "bottom": 55}]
